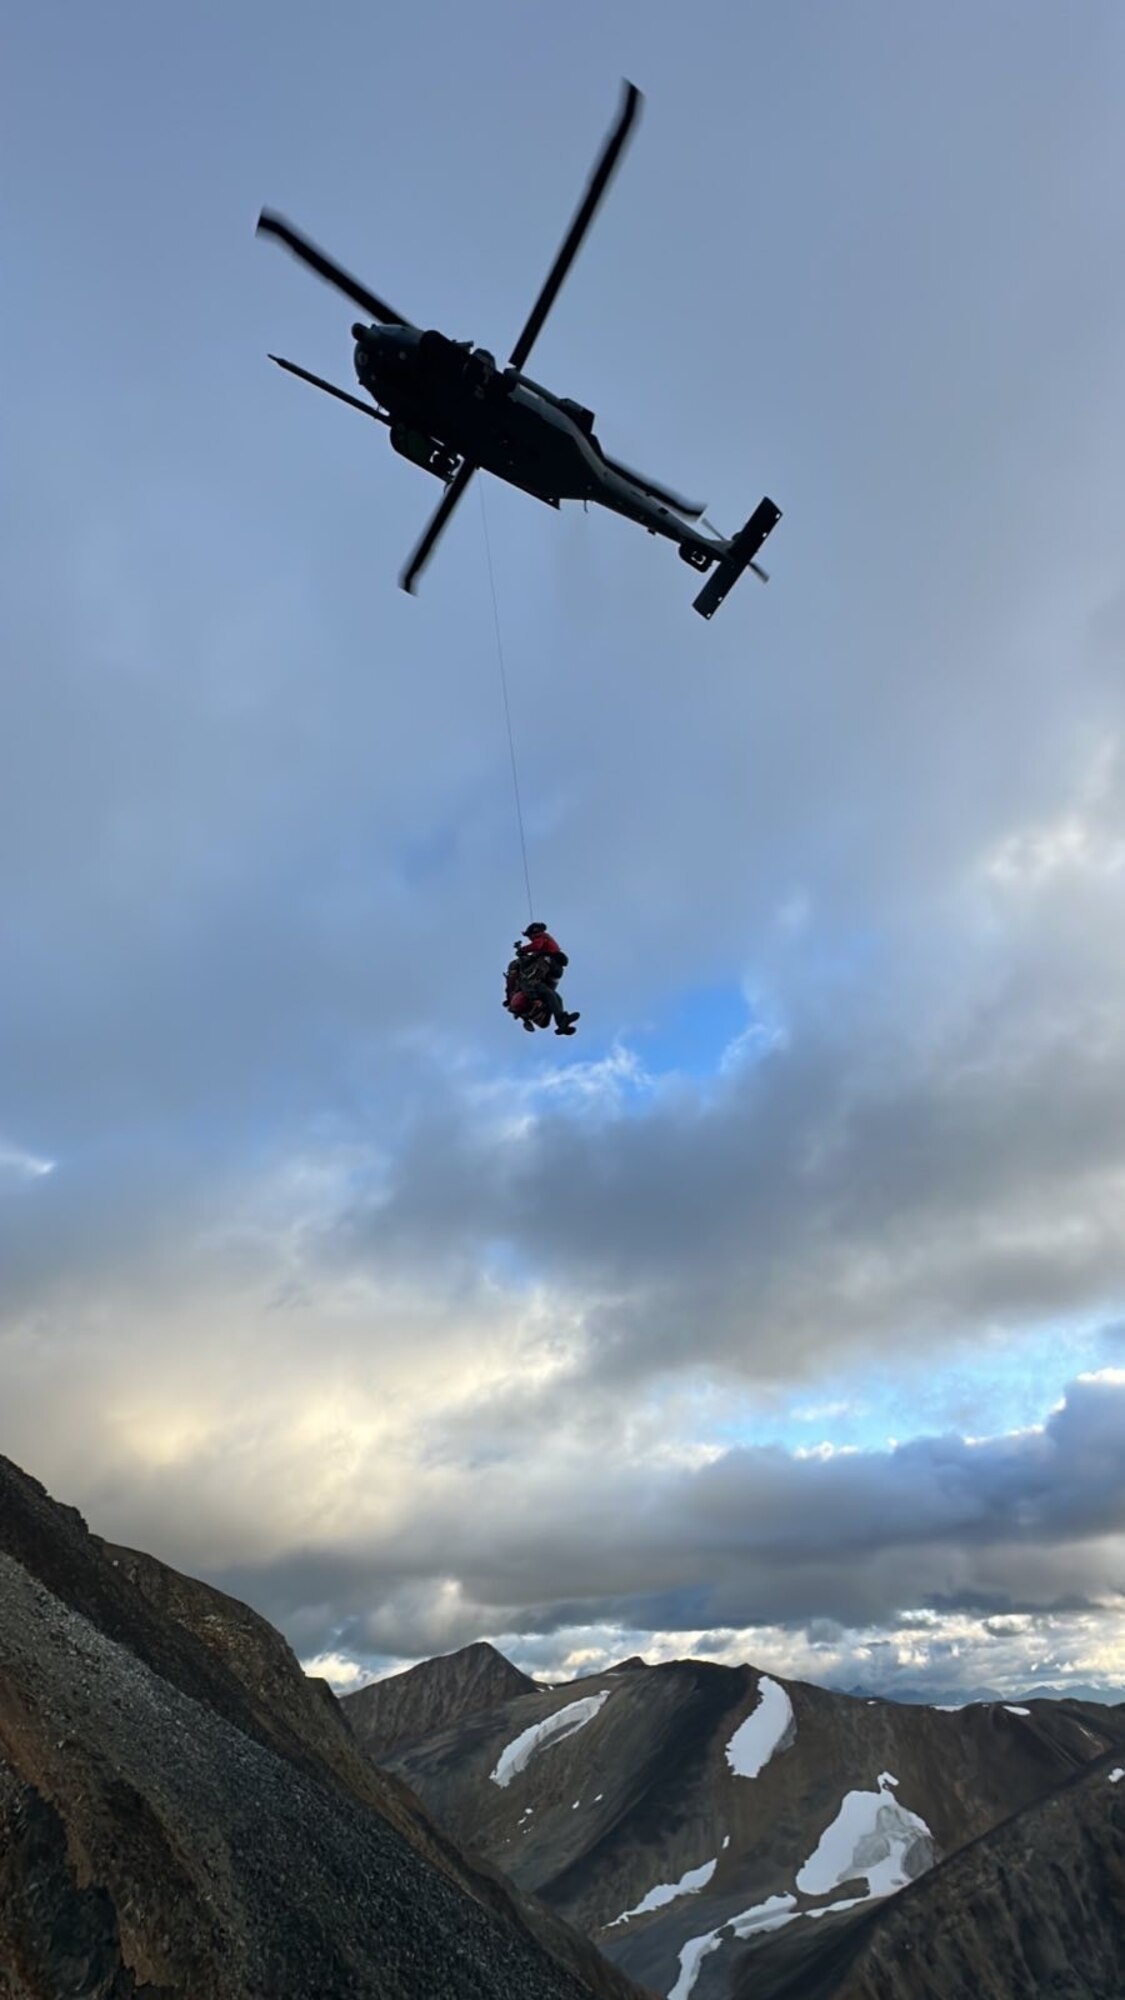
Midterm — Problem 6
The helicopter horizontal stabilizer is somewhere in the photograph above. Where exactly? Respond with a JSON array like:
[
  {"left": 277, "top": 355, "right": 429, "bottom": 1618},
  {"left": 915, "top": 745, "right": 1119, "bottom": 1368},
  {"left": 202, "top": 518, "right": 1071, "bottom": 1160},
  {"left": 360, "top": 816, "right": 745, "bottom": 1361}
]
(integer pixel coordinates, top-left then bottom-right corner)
[{"left": 692, "top": 498, "right": 781, "bottom": 620}]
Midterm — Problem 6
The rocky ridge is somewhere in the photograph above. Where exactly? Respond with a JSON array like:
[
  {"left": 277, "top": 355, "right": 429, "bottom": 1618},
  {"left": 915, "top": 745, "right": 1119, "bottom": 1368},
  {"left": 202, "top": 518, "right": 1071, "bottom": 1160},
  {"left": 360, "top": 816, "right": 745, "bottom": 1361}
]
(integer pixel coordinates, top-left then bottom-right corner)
[{"left": 0, "top": 1455, "right": 650, "bottom": 2000}]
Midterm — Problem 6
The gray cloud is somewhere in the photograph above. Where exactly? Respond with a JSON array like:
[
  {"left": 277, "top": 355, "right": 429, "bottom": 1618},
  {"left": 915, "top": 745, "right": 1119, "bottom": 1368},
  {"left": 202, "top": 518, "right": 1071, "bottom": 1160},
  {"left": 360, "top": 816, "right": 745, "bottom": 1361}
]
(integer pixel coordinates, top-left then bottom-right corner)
[
  {"left": 314, "top": 917, "right": 1125, "bottom": 1395},
  {"left": 176, "top": 1373, "right": 1125, "bottom": 1668}
]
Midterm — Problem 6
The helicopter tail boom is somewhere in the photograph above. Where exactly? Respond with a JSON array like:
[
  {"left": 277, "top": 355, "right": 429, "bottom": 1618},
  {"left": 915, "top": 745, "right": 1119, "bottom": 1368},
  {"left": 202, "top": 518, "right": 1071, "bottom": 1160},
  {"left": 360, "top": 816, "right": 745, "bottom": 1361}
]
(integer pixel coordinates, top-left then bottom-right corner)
[{"left": 692, "top": 498, "right": 781, "bottom": 619}]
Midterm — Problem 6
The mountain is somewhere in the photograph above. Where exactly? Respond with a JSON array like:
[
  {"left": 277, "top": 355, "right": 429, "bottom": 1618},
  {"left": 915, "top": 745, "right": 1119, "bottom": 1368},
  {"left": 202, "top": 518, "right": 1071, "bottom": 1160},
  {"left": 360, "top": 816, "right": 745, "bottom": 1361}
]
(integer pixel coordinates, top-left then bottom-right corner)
[
  {"left": 750, "top": 1749, "right": 1125, "bottom": 2000},
  {"left": 347, "top": 1642, "right": 536, "bottom": 1762},
  {"left": 1020, "top": 1681, "right": 1125, "bottom": 1707},
  {"left": 841, "top": 1679, "right": 1125, "bottom": 1709},
  {"left": 0, "top": 1455, "right": 650, "bottom": 2000},
  {"left": 345, "top": 1651, "right": 1125, "bottom": 2000}
]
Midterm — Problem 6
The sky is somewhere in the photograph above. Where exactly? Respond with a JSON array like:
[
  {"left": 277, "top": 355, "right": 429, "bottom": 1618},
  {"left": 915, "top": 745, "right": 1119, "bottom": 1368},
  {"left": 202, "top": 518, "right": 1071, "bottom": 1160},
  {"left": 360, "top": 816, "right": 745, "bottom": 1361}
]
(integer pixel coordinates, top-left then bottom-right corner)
[{"left": 3, "top": 0, "right": 1125, "bottom": 1706}]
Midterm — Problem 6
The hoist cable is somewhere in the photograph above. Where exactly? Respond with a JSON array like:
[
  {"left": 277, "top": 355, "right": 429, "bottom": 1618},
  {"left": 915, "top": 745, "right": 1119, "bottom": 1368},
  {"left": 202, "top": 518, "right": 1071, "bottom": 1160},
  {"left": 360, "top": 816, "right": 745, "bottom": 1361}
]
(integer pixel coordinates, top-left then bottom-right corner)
[{"left": 479, "top": 481, "right": 534, "bottom": 924}]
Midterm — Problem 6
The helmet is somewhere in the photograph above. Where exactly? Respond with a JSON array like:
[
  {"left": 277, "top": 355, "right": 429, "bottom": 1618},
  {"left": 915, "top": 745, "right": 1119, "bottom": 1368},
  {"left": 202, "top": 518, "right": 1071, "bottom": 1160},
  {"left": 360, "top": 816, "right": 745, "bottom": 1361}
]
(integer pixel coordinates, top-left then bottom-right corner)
[{"left": 524, "top": 921, "right": 548, "bottom": 936}]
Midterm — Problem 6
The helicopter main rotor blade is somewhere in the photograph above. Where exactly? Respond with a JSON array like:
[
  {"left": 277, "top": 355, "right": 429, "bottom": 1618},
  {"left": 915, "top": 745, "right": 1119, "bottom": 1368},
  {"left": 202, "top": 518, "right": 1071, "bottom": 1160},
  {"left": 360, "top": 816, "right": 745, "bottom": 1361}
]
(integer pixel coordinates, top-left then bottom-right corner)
[
  {"left": 508, "top": 79, "right": 641, "bottom": 372},
  {"left": 400, "top": 460, "right": 477, "bottom": 595},
  {"left": 257, "top": 211, "right": 411, "bottom": 327},
  {"left": 268, "top": 354, "right": 390, "bottom": 422}
]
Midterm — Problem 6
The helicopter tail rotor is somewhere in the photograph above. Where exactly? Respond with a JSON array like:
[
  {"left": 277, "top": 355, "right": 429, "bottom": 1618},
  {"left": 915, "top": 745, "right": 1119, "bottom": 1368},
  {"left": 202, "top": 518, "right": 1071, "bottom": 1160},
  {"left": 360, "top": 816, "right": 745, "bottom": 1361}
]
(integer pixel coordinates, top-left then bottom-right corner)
[{"left": 693, "top": 498, "right": 781, "bottom": 619}]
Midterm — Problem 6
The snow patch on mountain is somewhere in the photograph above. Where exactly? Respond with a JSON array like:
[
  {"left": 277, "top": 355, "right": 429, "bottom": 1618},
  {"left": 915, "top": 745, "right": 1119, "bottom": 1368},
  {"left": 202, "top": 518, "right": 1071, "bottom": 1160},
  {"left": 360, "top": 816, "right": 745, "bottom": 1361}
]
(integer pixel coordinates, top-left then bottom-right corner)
[
  {"left": 670, "top": 1896, "right": 798, "bottom": 2000},
  {"left": 669, "top": 1930, "right": 723, "bottom": 2000},
  {"left": 1005, "top": 1705, "right": 1031, "bottom": 1716},
  {"left": 489, "top": 1691, "right": 610, "bottom": 1788},
  {"left": 608, "top": 1856, "right": 717, "bottom": 1928},
  {"left": 797, "top": 1772, "right": 934, "bottom": 1898},
  {"left": 668, "top": 1775, "right": 934, "bottom": 2000},
  {"left": 724, "top": 1675, "right": 794, "bottom": 1778}
]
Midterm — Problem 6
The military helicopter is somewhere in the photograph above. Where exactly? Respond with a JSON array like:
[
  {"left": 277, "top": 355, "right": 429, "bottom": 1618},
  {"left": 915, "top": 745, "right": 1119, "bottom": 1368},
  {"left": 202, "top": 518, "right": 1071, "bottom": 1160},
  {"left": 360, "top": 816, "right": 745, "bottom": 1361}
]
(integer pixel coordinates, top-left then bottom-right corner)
[{"left": 258, "top": 81, "right": 780, "bottom": 618}]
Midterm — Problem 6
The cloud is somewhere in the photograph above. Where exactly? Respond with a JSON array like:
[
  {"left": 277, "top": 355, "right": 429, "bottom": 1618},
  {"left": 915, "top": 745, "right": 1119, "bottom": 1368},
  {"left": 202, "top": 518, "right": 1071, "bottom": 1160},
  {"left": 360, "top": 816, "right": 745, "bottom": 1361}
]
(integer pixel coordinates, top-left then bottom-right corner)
[
  {"left": 215, "top": 1372, "right": 1125, "bottom": 1656},
  {"left": 0, "top": 1142, "right": 54, "bottom": 1182},
  {"left": 23, "top": 1333, "right": 1119, "bottom": 1677},
  {"left": 983, "top": 737, "right": 1125, "bottom": 887},
  {"left": 314, "top": 914, "right": 1125, "bottom": 1398},
  {"left": 302, "top": 1650, "right": 391, "bottom": 1693}
]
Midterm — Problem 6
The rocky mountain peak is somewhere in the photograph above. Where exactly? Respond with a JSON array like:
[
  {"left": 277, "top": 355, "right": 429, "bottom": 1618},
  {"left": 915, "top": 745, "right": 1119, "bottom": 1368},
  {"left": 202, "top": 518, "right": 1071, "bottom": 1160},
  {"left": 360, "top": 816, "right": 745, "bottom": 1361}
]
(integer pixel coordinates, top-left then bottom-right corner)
[{"left": 345, "top": 1638, "right": 537, "bottom": 1762}]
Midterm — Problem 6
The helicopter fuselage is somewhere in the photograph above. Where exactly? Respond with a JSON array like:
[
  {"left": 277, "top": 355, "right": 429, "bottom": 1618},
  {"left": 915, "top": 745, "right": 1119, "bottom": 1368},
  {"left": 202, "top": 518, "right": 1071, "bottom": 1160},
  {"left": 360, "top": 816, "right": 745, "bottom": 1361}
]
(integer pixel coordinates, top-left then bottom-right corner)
[{"left": 352, "top": 323, "right": 717, "bottom": 560}]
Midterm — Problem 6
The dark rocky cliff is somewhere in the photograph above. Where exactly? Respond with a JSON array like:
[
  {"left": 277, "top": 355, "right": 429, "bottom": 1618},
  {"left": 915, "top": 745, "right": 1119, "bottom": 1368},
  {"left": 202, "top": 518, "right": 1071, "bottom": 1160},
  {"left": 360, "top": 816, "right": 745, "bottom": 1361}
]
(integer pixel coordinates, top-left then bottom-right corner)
[{"left": 0, "top": 1455, "right": 650, "bottom": 2000}]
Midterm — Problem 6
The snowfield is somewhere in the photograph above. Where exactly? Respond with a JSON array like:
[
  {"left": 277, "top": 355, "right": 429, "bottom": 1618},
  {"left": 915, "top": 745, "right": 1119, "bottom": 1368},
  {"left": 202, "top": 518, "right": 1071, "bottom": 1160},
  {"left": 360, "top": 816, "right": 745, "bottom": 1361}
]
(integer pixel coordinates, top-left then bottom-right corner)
[
  {"left": 1004, "top": 1705, "right": 1031, "bottom": 1716},
  {"left": 489, "top": 1692, "right": 610, "bottom": 1788},
  {"left": 637, "top": 1767, "right": 935, "bottom": 2000},
  {"left": 670, "top": 1896, "right": 798, "bottom": 2000},
  {"left": 724, "top": 1676, "right": 795, "bottom": 1778},
  {"left": 796, "top": 1772, "right": 934, "bottom": 1898},
  {"left": 608, "top": 1856, "right": 717, "bottom": 1928}
]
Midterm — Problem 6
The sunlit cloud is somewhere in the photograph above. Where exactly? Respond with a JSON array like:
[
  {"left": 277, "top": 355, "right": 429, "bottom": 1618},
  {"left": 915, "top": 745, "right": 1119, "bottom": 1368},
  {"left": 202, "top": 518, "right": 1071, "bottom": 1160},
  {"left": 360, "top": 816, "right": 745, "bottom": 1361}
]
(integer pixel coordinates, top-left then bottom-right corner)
[{"left": 301, "top": 1650, "right": 379, "bottom": 1693}]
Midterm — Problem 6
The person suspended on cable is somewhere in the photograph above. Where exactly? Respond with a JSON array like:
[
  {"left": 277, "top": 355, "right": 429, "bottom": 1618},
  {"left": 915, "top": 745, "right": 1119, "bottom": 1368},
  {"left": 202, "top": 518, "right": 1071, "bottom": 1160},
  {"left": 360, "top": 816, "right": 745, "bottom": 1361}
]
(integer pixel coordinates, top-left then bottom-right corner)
[
  {"left": 503, "top": 937, "right": 577, "bottom": 1036},
  {"left": 510, "top": 923, "right": 579, "bottom": 1035},
  {"left": 503, "top": 956, "right": 539, "bottom": 1032}
]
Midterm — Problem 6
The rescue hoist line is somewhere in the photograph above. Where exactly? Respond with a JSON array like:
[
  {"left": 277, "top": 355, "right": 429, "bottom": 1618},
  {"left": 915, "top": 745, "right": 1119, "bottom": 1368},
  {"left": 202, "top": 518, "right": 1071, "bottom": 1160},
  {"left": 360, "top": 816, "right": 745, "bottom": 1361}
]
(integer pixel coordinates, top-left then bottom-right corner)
[{"left": 479, "top": 480, "right": 534, "bottom": 924}]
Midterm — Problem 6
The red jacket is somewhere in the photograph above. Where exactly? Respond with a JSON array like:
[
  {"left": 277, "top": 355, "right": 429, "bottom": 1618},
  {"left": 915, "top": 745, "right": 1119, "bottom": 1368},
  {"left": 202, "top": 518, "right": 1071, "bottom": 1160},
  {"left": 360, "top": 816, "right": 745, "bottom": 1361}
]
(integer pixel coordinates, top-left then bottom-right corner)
[{"left": 522, "top": 931, "right": 561, "bottom": 957}]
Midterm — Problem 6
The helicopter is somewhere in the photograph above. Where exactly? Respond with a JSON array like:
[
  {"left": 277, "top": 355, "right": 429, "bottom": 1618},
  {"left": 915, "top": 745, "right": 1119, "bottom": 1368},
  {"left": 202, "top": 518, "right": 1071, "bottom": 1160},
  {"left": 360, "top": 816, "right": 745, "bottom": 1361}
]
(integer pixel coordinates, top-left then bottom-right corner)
[{"left": 257, "top": 81, "right": 780, "bottom": 618}]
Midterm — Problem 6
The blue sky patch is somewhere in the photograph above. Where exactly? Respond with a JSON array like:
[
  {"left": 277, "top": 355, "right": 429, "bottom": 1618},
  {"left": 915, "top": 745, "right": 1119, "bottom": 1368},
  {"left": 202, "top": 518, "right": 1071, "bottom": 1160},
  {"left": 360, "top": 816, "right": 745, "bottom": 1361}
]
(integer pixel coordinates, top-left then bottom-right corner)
[{"left": 622, "top": 980, "right": 777, "bottom": 1081}]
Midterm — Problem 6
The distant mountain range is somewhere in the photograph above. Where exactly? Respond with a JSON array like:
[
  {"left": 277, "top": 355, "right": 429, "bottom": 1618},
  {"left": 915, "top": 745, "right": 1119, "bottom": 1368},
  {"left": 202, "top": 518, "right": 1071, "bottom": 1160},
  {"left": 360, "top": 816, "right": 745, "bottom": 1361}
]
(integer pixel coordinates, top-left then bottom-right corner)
[
  {"left": 344, "top": 1642, "right": 1125, "bottom": 2000},
  {"left": 837, "top": 1679, "right": 1125, "bottom": 1709}
]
